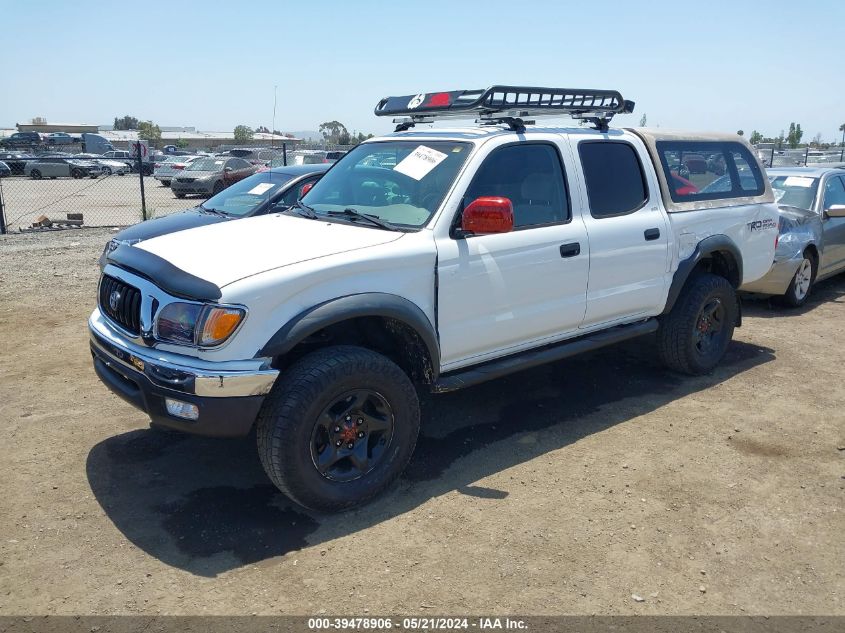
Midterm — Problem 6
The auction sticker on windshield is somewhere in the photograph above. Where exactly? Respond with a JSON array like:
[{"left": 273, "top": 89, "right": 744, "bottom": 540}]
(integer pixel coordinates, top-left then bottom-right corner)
[
  {"left": 783, "top": 176, "right": 815, "bottom": 188},
  {"left": 247, "top": 182, "right": 275, "bottom": 196},
  {"left": 393, "top": 145, "right": 448, "bottom": 181}
]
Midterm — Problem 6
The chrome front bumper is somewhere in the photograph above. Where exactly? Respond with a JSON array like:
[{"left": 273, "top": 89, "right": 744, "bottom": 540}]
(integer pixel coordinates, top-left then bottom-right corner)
[{"left": 89, "top": 309, "right": 279, "bottom": 398}]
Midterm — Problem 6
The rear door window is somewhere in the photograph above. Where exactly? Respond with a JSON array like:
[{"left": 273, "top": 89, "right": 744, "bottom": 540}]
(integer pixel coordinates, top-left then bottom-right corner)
[
  {"left": 657, "top": 141, "right": 765, "bottom": 202},
  {"left": 578, "top": 141, "right": 648, "bottom": 218}
]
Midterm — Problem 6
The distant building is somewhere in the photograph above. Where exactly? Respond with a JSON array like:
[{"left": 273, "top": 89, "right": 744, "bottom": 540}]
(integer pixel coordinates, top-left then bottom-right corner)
[{"left": 17, "top": 118, "right": 98, "bottom": 133}]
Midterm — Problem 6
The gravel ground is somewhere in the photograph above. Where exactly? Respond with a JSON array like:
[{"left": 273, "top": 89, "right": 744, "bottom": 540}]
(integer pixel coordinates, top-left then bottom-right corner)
[{"left": 0, "top": 228, "right": 843, "bottom": 616}]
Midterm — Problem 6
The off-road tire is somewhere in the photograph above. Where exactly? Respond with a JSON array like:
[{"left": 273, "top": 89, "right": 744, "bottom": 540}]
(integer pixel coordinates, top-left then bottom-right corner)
[
  {"left": 779, "top": 252, "right": 816, "bottom": 308},
  {"left": 658, "top": 273, "right": 738, "bottom": 375},
  {"left": 257, "top": 345, "right": 420, "bottom": 512}
]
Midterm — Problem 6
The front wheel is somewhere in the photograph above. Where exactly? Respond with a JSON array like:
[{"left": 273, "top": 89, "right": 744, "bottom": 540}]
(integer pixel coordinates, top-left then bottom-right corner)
[
  {"left": 658, "top": 273, "right": 738, "bottom": 375},
  {"left": 102, "top": 166, "right": 112, "bottom": 176},
  {"left": 780, "top": 254, "right": 815, "bottom": 307},
  {"left": 174, "top": 192, "right": 185, "bottom": 198},
  {"left": 71, "top": 168, "right": 83, "bottom": 179},
  {"left": 257, "top": 345, "right": 420, "bottom": 512},
  {"left": 30, "top": 169, "right": 42, "bottom": 179}
]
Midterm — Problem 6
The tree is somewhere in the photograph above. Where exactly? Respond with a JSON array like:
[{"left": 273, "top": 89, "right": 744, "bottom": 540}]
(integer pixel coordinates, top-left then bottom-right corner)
[
  {"left": 233, "top": 125, "right": 254, "bottom": 143},
  {"left": 175, "top": 138, "right": 189, "bottom": 149},
  {"left": 736, "top": 130, "right": 744, "bottom": 136},
  {"left": 811, "top": 132, "right": 822, "bottom": 147},
  {"left": 137, "top": 121, "right": 161, "bottom": 144},
  {"left": 319, "top": 120, "right": 348, "bottom": 144},
  {"left": 639, "top": 113, "right": 647, "bottom": 127},
  {"left": 749, "top": 130, "right": 763, "bottom": 145},
  {"left": 839, "top": 123, "right": 845, "bottom": 147},
  {"left": 113, "top": 115, "right": 139, "bottom": 130},
  {"left": 786, "top": 122, "right": 803, "bottom": 149},
  {"left": 776, "top": 130, "right": 785, "bottom": 151},
  {"left": 256, "top": 125, "right": 270, "bottom": 134}
]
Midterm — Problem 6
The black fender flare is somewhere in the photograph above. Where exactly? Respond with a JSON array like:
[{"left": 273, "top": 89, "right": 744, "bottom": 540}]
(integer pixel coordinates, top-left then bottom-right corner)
[
  {"left": 256, "top": 293, "right": 440, "bottom": 377},
  {"left": 663, "top": 235, "right": 743, "bottom": 315}
]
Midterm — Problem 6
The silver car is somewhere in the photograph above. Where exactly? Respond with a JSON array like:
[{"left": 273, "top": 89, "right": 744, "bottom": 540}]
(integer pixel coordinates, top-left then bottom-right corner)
[
  {"left": 743, "top": 167, "right": 845, "bottom": 305},
  {"left": 25, "top": 157, "right": 104, "bottom": 179},
  {"left": 170, "top": 156, "right": 257, "bottom": 197},
  {"left": 154, "top": 155, "right": 200, "bottom": 186}
]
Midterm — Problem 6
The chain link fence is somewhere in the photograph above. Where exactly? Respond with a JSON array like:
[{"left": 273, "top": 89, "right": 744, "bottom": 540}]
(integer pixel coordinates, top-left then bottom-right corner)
[
  {"left": 760, "top": 146, "right": 845, "bottom": 168},
  {"left": 0, "top": 143, "right": 353, "bottom": 233}
]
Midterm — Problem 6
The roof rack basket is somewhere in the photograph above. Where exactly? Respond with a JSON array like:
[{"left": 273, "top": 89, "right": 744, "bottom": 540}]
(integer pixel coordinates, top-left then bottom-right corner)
[{"left": 375, "top": 85, "right": 635, "bottom": 132}]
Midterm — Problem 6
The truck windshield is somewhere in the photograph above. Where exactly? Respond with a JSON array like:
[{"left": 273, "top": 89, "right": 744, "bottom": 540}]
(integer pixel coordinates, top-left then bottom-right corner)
[{"left": 301, "top": 141, "right": 471, "bottom": 228}]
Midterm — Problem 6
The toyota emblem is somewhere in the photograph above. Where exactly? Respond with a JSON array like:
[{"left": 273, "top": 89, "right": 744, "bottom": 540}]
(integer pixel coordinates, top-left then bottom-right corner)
[{"left": 109, "top": 290, "right": 121, "bottom": 311}]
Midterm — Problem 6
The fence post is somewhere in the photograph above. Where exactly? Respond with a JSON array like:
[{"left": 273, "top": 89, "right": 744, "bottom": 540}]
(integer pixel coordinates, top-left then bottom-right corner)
[
  {"left": 136, "top": 144, "right": 147, "bottom": 221},
  {"left": 283, "top": 142, "right": 287, "bottom": 167},
  {"left": 804, "top": 147, "right": 809, "bottom": 166},
  {"left": 770, "top": 147, "right": 775, "bottom": 167},
  {"left": 0, "top": 182, "right": 6, "bottom": 234}
]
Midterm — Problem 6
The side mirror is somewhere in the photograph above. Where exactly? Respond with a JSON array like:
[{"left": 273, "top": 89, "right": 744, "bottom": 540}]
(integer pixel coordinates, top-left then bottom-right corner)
[
  {"left": 299, "top": 182, "right": 314, "bottom": 198},
  {"left": 459, "top": 196, "right": 514, "bottom": 236},
  {"left": 825, "top": 204, "right": 845, "bottom": 219},
  {"left": 224, "top": 166, "right": 233, "bottom": 173}
]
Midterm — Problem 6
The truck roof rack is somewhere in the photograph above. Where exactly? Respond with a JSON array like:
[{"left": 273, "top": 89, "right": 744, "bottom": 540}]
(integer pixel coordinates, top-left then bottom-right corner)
[{"left": 375, "top": 85, "right": 635, "bottom": 133}]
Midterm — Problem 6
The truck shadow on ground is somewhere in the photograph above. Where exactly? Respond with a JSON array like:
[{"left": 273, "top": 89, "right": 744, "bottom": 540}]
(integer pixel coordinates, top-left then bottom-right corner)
[
  {"left": 742, "top": 274, "right": 845, "bottom": 318},
  {"left": 86, "top": 337, "right": 774, "bottom": 577}
]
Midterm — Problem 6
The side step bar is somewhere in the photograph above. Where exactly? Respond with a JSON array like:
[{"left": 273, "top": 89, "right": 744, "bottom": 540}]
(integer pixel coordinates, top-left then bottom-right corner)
[{"left": 432, "top": 319, "right": 658, "bottom": 393}]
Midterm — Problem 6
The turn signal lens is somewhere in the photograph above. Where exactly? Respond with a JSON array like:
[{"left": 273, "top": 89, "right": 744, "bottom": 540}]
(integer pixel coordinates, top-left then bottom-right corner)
[{"left": 198, "top": 307, "right": 245, "bottom": 346}]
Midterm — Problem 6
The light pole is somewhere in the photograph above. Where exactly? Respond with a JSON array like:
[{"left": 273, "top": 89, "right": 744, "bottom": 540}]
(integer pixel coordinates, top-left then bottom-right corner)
[{"left": 272, "top": 84, "right": 278, "bottom": 149}]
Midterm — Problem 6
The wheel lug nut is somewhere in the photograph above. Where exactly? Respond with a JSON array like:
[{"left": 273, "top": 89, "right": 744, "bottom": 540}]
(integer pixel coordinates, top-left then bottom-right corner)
[
  {"left": 357, "top": 431, "right": 365, "bottom": 438},
  {"left": 335, "top": 440, "right": 342, "bottom": 447},
  {"left": 356, "top": 418, "right": 363, "bottom": 426},
  {"left": 347, "top": 442, "right": 354, "bottom": 449},
  {"left": 346, "top": 415, "right": 351, "bottom": 421},
  {"left": 333, "top": 426, "right": 341, "bottom": 433}
]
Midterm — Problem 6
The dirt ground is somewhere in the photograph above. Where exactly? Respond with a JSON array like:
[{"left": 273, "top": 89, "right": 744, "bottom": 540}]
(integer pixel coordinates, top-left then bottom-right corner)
[{"left": 0, "top": 228, "right": 842, "bottom": 616}]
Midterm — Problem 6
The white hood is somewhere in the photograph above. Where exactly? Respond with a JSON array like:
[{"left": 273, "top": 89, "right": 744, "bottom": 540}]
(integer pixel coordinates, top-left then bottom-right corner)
[{"left": 136, "top": 213, "right": 404, "bottom": 287}]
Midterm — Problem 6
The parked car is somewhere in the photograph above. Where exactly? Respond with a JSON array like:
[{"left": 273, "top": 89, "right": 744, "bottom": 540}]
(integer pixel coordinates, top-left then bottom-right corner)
[
  {"left": 44, "top": 132, "right": 80, "bottom": 145},
  {"left": 170, "top": 156, "right": 257, "bottom": 197},
  {"left": 25, "top": 157, "right": 103, "bottom": 179},
  {"left": 0, "top": 161, "right": 11, "bottom": 177},
  {"left": 0, "top": 152, "right": 35, "bottom": 175},
  {"left": 0, "top": 132, "right": 42, "bottom": 148},
  {"left": 75, "top": 153, "right": 131, "bottom": 175},
  {"left": 90, "top": 85, "right": 779, "bottom": 512},
  {"left": 742, "top": 167, "right": 845, "bottom": 305},
  {"left": 101, "top": 150, "right": 134, "bottom": 167},
  {"left": 154, "top": 155, "right": 201, "bottom": 186},
  {"left": 682, "top": 153, "right": 708, "bottom": 174},
  {"left": 100, "top": 165, "right": 330, "bottom": 265}
]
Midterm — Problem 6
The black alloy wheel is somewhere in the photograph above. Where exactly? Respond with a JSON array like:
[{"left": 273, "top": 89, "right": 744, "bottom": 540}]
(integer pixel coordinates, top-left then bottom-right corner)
[{"left": 310, "top": 389, "right": 395, "bottom": 483}]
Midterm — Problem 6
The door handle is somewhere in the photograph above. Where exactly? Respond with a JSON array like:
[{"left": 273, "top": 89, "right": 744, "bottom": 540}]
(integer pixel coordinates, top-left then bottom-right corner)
[
  {"left": 644, "top": 228, "right": 661, "bottom": 241},
  {"left": 559, "top": 242, "right": 581, "bottom": 258}
]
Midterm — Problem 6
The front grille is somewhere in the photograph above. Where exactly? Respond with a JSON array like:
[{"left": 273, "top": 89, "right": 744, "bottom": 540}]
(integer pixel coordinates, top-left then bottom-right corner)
[
  {"left": 99, "top": 275, "right": 141, "bottom": 335},
  {"left": 176, "top": 177, "right": 195, "bottom": 183}
]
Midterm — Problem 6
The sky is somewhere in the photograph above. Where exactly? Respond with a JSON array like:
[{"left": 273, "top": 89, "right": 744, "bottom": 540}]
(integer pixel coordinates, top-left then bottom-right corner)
[{"left": 3, "top": 0, "right": 844, "bottom": 141}]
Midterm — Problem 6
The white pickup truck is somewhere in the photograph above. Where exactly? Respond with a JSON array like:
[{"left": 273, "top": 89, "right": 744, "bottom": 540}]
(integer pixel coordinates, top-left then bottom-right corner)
[{"left": 89, "top": 86, "right": 779, "bottom": 511}]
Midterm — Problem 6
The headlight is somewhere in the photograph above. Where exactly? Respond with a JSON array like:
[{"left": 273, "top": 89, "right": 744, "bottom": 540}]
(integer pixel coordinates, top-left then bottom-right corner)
[{"left": 156, "top": 303, "right": 245, "bottom": 347}]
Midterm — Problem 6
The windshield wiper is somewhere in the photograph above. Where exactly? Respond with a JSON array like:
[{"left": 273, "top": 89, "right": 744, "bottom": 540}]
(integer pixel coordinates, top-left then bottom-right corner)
[
  {"left": 199, "top": 204, "right": 228, "bottom": 217},
  {"left": 326, "top": 208, "right": 399, "bottom": 231},
  {"left": 289, "top": 200, "right": 318, "bottom": 218}
]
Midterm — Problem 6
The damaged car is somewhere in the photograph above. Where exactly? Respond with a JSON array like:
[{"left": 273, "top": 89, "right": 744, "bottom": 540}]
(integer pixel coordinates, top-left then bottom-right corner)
[{"left": 743, "top": 167, "right": 845, "bottom": 306}]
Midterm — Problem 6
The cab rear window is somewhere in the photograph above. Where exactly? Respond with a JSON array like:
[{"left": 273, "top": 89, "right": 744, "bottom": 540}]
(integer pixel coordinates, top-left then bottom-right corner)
[{"left": 657, "top": 141, "right": 765, "bottom": 203}]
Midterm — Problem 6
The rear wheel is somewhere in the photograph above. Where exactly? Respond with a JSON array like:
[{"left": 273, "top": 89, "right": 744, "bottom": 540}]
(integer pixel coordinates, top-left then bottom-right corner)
[
  {"left": 780, "top": 253, "right": 815, "bottom": 307},
  {"left": 174, "top": 192, "right": 186, "bottom": 199},
  {"left": 30, "top": 169, "right": 42, "bottom": 179},
  {"left": 257, "top": 345, "right": 420, "bottom": 512},
  {"left": 102, "top": 166, "right": 112, "bottom": 176},
  {"left": 71, "top": 168, "right": 83, "bottom": 179},
  {"left": 658, "top": 273, "right": 738, "bottom": 375}
]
